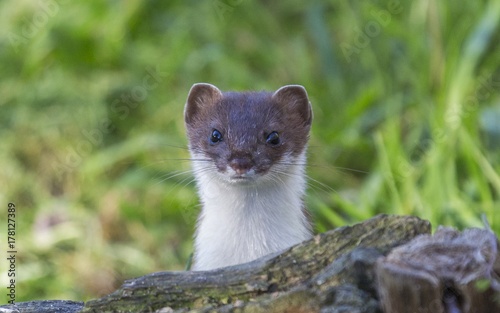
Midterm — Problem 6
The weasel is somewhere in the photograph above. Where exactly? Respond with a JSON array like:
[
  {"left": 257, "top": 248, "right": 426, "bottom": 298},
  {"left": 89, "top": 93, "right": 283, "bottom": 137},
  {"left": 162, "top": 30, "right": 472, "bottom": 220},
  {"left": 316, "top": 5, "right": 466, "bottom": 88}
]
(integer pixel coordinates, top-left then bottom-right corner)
[{"left": 184, "top": 83, "right": 313, "bottom": 271}]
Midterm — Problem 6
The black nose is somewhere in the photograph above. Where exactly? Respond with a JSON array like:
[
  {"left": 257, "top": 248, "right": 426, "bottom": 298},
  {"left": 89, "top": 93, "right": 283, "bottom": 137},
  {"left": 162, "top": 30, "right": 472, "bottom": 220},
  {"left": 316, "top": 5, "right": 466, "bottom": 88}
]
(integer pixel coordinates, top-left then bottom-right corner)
[{"left": 229, "top": 158, "right": 253, "bottom": 175}]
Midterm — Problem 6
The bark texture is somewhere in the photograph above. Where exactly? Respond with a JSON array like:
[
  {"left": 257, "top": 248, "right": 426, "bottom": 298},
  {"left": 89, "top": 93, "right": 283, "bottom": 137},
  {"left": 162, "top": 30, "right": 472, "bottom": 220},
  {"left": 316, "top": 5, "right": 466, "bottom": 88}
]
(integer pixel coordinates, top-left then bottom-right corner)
[
  {"left": 82, "top": 214, "right": 429, "bottom": 312},
  {"left": 376, "top": 226, "right": 500, "bottom": 313},
  {"left": 0, "top": 300, "right": 84, "bottom": 313},
  {"left": 7, "top": 215, "right": 497, "bottom": 313}
]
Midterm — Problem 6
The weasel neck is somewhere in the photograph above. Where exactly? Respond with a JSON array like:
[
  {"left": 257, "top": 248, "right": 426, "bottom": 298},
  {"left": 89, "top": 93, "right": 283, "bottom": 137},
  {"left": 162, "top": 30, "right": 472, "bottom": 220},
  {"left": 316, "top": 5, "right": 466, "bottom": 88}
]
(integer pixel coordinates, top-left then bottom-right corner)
[{"left": 191, "top": 157, "right": 312, "bottom": 271}]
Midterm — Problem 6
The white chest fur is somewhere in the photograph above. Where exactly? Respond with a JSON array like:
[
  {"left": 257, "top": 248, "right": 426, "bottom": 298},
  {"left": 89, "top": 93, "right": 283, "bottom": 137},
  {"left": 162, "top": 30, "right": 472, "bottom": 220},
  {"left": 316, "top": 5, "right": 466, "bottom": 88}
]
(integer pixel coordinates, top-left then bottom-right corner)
[{"left": 191, "top": 153, "right": 312, "bottom": 271}]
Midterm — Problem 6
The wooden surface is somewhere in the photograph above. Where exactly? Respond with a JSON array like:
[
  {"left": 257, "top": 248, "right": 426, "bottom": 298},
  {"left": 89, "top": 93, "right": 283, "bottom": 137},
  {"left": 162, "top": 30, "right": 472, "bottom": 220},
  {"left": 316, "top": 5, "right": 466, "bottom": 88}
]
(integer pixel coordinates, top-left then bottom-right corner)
[
  {"left": 377, "top": 226, "right": 500, "bottom": 313},
  {"left": 7, "top": 214, "right": 482, "bottom": 312},
  {"left": 82, "top": 214, "right": 430, "bottom": 312}
]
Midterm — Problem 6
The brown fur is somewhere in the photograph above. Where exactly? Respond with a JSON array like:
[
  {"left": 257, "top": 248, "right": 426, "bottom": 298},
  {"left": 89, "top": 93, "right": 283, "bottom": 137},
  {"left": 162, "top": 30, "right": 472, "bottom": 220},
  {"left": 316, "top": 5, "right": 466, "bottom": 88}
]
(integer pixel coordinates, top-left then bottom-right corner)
[{"left": 185, "top": 84, "right": 312, "bottom": 176}]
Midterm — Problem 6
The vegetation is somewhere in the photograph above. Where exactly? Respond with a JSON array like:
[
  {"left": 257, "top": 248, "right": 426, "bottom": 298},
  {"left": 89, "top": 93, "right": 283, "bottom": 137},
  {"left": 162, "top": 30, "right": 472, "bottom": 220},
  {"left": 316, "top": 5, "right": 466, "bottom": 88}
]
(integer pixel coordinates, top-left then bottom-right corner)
[{"left": 0, "top": 0, "right": 499, "bottom": 303}]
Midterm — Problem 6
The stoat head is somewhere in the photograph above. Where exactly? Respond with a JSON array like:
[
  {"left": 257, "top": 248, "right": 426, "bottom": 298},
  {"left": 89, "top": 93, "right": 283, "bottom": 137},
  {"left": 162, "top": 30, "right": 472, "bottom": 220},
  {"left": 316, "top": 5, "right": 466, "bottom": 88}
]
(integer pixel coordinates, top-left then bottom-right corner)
[{"left": 184, "top": 83, "right": 312, "bottom": 184}]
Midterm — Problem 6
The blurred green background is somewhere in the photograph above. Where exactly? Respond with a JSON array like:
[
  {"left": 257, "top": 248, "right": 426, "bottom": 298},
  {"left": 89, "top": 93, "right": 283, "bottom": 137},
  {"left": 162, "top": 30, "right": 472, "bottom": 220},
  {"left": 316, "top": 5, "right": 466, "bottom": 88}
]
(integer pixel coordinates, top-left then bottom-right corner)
[{"left": 1, "top": 0, "right": 499, "bottom": 304}]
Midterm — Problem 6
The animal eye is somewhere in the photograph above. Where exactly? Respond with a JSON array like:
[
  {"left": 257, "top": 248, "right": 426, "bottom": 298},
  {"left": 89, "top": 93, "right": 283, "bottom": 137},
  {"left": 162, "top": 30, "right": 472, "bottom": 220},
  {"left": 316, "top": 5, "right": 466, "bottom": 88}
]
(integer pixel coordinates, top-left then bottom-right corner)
[
  {"left": 210, "top": 129, "right": 223, "bottom": 143},
  {"left": 266, "top": 132, "right": 280, "bottom": 145}
]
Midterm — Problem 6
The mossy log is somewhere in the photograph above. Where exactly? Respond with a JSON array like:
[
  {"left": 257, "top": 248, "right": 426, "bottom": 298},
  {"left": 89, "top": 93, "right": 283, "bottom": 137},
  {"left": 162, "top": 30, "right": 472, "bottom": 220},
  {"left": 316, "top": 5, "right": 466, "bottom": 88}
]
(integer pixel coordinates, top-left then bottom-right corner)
[
  {"left": 0, "top": 300, "right": 84, "bottom": 313},
  {"left": 81, "top": 214, "right": 429, "bottom": 312},
  {"left": 376, "top": 226, "right": 500, "bottom": 313},
  {"left": 8, "top": 214, "right": 498, "bottom": 313}
]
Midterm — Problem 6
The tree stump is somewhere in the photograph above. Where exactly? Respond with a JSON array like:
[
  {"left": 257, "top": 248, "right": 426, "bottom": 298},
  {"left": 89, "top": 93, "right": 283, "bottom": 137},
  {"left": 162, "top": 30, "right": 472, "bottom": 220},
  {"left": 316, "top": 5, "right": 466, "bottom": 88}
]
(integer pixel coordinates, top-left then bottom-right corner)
[{"left": 376, "top": 226, "right": 500, "bottom": 313}]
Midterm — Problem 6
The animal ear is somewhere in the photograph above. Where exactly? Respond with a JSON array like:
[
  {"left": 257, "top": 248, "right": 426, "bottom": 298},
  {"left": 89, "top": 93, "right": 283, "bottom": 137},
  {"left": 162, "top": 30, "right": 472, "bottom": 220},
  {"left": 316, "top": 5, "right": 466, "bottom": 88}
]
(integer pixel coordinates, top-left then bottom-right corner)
[
  {"left": 272, "top": 85, "right": 313, "bottom": 126},
  {"left": 184, "top": 83, "right": 223, "bottom": 124}
]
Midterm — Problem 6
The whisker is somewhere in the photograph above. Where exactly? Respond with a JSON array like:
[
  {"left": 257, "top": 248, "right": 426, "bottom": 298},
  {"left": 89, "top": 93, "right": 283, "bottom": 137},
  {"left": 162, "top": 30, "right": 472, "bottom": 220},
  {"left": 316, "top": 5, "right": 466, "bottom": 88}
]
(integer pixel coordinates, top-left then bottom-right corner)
[
  {"left": 270, "top": 169, "right": 336, "bottom": 194},
  {"left": 275, "top": 162, "right": 329, "bottom": 169},
  {"left": 151, "top": 169, "right": 182, "bottom": 182},
  {"left": 172, "top": 173, "right": 199, "bottom": 190},
  {"left": 158, "top": 167, "right": 214, "bottom": 200},
  {"left": 182, "top": 177, "right": 198, "bottom": 188},
  {"left": 329, "top": 166, "right": 368, "bottom": 174},
  {"left": 274, "top": 162, "right": 368, "bottom": 174},
  {"left": 142, "top": 158, "right": 211, "bottom": 166},
  {"left": 137, "top": 159, "right": 212, "bottom": 179},
  {"left": 305, "top": 174, "right": 337, "bottom": 193},
  {"left": 153, "top": 169, "right": 194, "bottom": 185},
  {"left": 163, "top": 144, "right": 192, "bottom": 152},
  {"left": 163, "top": 144, "right": 212, "bottom": 156},
  {"left": 269, "top": 172, "right": 290, "bottom": 191},
  {"left": 155, "top": 158, "right": 212, "bottom": 162},
  {"left": 153, "top": 165, "right": 211, "bottom": 184},
  {"left": 124, "top": 159, "right": 187, "bottom": 172}
]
